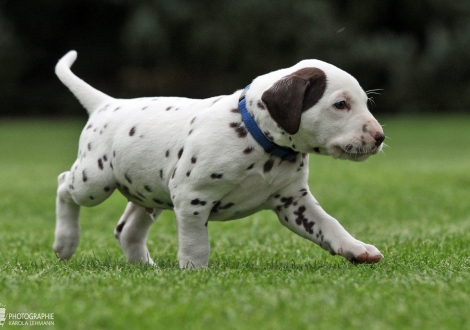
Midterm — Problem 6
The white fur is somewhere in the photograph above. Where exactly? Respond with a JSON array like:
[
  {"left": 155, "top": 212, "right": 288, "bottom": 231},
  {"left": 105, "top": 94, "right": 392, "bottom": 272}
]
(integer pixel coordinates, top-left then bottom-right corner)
[{"left": 54, "top": 51, "right": 384, "bottom": 268}]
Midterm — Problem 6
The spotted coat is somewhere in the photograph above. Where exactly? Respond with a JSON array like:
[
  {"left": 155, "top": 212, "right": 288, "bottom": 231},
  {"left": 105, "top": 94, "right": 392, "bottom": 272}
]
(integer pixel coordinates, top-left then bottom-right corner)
[{"left": 53, "top": 50, "right": 385, "bottom": 269}]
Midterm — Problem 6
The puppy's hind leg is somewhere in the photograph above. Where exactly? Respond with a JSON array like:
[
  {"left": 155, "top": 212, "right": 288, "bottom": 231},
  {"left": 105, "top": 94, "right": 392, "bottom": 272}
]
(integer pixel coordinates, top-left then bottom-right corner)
[
  {"left": 114, "top": 202, "right": 161, "bottom": 265},
  {"left": 53, "top": 171, "right": 81, "bottom": 259}
]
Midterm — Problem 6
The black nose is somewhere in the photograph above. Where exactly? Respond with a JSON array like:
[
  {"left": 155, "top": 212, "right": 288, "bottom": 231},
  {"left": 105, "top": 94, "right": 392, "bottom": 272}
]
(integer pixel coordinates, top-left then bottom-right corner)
[{"left": 374, "top": 132, "right": 385, "bottom": 147}]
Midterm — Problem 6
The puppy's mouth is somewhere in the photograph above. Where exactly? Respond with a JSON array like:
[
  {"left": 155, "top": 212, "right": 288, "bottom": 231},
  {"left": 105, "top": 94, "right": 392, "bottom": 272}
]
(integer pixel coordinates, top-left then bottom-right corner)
[
  {"left": 332, "top": 144, "right": 381, "bottom": 161},
  {"left": 312, "top": 143, "right": 382, "bottom": 161}
]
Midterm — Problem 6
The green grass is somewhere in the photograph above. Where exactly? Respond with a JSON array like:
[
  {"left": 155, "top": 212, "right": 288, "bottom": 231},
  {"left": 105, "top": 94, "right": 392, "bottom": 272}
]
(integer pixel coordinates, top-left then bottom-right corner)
[{"left": 0, "top": 116, "right": 469, "bottom": 329}]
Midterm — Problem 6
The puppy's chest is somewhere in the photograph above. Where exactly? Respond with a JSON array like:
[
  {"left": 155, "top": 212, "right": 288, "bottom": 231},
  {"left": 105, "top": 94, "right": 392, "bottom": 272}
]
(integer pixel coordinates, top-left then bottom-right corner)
[{"left": 198, "top": 155, "right": 307, "bottom": 220}]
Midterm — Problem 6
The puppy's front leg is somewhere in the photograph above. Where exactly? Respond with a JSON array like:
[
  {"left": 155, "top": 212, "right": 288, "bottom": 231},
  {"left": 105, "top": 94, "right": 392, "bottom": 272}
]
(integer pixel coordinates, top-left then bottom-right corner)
[
  {"left": 174, "top": 204, "right": 211, "bottom": 269},
  {"left": 273, "top": 185, "right": 382, "bottom": 264}
]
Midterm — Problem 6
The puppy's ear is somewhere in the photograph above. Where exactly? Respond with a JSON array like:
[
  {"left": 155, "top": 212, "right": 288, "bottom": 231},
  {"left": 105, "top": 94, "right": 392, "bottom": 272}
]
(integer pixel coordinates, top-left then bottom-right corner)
[{"left": 261, "top": 68, "right": 327, "bottom": 135}]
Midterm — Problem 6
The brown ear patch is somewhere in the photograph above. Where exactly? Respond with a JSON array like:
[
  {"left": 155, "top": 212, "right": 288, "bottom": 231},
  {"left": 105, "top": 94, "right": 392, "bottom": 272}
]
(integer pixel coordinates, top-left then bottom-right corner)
[{"left": 261, "top": 68, "right": 327, "bottom": 135}]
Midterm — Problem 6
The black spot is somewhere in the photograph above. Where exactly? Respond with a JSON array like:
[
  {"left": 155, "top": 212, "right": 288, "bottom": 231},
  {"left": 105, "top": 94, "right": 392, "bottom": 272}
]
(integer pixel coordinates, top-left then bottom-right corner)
[
  {"left": 211, "top": 201, "right": 234, "bottom": 212},
  {"left": 263, "top": 158, "right": 275, "bottom": 173},
  {"left": 284, "top": 216, "right": 288, "bottom": 222},
  {"left": 153, "top": 198, "right": 163, "bottom": 204},
  {"left": 129, "top": 127, "right": 136, "bottom": 136},
  {"left": 116, "top": 221, "right": 126, "bottom": 233},
  {"left": 104, "top": 186, "right": 111, "bottom": 192},
  {"left": 89, "top": 196, "right": 94, "bottom": 200},
  {"left": 191, "top": 156, "right": 197, "bottom": 164},
  {"left": 190, "top": 117, "right": 196, "bottom": 124},
  {"left": 211, "top": 173, "right": 223, "bottom": 179},
  {"left": 178, "top": 147, "right": 184, "bottom": 159},
  {"left": 274, "top": 194, "right": 280, "bottom": 198},
  {"left": 125, "top": 173, "right": 132, "bottom": 184},
  {"left": 87, "top": 143, "right": 92, "bottom": 151},
  {"left": 167, "top": 202, "right": 174, "bottom": 207},
  {"left": 98, "top": 158, "right": 103, "bottom": 170},
  {"left": 264, "top": 131, "right": 273, "bottom": 141},
  {"left": 212, "top": 97, "right": 223, "bottom": 105},
  {"left": 211, "top": 201, "right": 221, "bottom": 212},
  {"left": 247, "top": 163, "right": 255, "bottom": 170},
  {"left": 172, "top": 168, "right": 177, "bottom": 179},
  {"left": 166, "top": 106, "right": 172, "bottom": 111},
  {"left": 144, "top": 185, "right": 152, "bottom": 192},
  {"left": 82, "top": 170, "right": 88, "bottom": 182},
  {"left": 165, "top": 150, "right": 170, "bottom": 157},
  {"left": 186, "top": 171, "right": 191, "bottom": 177},
  {"left": 293, "top": 205, "right": 314, "bottom": 234},
  {"left": 193, "top": 212, "right": 199, "bottom": 215},
  {"left": 230, "top": 122, "right": 248, "bottom": 138},
  {"left": 113, "top": 150, "right": 116, "bottom": 157},
  {"left": 103, "top": 155, "right": 108, "bottom": 161},
  {"left": 243, "top": 146, "right": 254, "bottom": 154},
  {"left": 231, "top": 108, "right": 240, "bottom": 113},
  {"left": 280, "top": 196, "right": 294, "bottom": 208},
  {"left": 142, "top": 106, "right": 147, "bottom": 110},
  {"left": 188, "top": 129, "right": 193, "bottom": 135},
  {"left": 160, "top": 169, "right": 163, "bottom": 180},
  {"left": 257, "top": 101, "right": 266, "bottom": 110},
  {"left": 220, "top": 202, "right": 233, "bottom": 209},
  {"left": 191, "top": 199, "right": 207, "bottom": 206},
  {"left": 86, "top": 124, "right": 92, "bottom": 130},
  {"left": 110, "top": 161, "right": 113, "bottom": 170}
]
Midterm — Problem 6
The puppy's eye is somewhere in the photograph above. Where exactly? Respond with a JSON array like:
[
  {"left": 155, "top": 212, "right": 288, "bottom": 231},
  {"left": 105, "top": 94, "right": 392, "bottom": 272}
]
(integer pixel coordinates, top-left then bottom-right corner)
[{"left": 334, "top": 101, "right": 347, "bottom": 110}]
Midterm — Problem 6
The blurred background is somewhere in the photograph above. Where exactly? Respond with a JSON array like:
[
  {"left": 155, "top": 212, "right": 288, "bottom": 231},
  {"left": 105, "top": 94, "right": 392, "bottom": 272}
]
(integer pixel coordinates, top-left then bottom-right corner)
[{"left": 1, "top": 0, "right": 470, "bottom": 117}]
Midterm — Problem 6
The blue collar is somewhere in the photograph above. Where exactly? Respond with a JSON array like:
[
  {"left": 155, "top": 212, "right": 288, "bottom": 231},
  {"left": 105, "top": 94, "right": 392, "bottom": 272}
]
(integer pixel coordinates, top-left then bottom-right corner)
[{"left": 238, "top": 85, "right": 298, "bottom": 162}]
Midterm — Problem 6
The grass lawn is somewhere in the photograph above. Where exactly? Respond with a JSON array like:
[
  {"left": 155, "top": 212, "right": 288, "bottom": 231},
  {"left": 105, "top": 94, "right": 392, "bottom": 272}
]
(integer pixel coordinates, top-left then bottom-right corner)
[{"left": 0, "top": 116, "right": 469, "bottom": 329}]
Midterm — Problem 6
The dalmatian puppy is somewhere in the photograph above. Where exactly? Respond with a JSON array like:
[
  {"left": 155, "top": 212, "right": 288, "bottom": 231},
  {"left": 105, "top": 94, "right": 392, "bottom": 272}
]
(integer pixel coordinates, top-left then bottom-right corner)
[{"left": 54, "top": 50, "right": 385, "bottom": 268}]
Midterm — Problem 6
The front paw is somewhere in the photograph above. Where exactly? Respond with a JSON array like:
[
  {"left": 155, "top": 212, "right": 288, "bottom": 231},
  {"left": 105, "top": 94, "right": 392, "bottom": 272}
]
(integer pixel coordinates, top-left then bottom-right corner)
[
  {"left": 53, "top": 237, "right": 78, "bottom": 260},
  {"left": 336, "top": 240, "right": 383, "bottom": 264}
]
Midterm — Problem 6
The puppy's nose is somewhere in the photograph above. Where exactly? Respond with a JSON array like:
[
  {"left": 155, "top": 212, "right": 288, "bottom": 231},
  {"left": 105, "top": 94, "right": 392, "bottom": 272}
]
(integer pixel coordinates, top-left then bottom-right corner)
[{"left": 373, "top": 131, "right": 385, "bottom": 147}]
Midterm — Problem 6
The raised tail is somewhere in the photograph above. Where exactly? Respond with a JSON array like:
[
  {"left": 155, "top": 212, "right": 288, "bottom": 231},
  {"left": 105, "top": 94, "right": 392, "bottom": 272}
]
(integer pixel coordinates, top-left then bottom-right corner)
[{"left": 55, "top": 51, "right": 112, "bottom": 115}]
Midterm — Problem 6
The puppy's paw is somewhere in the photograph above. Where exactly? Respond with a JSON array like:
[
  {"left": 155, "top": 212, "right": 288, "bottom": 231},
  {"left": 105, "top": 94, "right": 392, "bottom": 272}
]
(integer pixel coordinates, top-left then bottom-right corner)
[
  {"left": 337, "top": 240, "right": 383, "bottom": 264},
  {"left": 53, "top": 236, "right": 79, "bottom": 260}
]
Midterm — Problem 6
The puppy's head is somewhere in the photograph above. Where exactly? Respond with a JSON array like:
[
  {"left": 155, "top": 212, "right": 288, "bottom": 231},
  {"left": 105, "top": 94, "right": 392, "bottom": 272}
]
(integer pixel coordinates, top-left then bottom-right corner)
[{"left": 256, "top": 60, "right": 384, "bottom": 161}]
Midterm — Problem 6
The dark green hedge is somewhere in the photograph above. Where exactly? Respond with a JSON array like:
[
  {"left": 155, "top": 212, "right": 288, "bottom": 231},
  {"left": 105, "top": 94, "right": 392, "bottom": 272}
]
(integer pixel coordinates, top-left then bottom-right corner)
[{"left": 1, "top": 0, "right": 470, "bottom": 116}]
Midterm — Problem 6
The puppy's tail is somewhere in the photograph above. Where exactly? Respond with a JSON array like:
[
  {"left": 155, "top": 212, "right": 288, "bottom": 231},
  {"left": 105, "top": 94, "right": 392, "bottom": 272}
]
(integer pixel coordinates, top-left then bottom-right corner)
[{"left": 55, "top": 51, "right": 112, "bottom": 115}]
